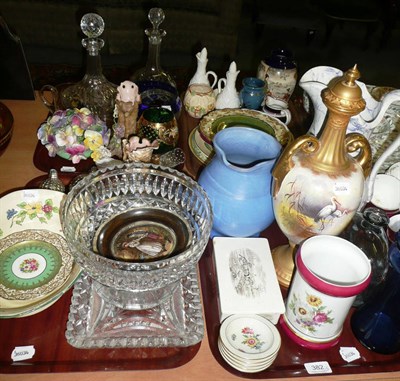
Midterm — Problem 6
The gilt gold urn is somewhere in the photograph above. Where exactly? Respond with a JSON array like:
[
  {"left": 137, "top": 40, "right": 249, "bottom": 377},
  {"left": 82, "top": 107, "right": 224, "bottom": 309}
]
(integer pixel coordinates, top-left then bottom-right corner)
[{"left": 272, "top": 65, "right": 372, "bottom": 288}]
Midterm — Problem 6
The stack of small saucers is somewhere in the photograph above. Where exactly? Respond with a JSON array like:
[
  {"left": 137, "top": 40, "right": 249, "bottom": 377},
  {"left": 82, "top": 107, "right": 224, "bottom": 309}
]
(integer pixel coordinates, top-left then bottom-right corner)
[{"left": 218, "top": 314, "right": 281, "bottom": 373}]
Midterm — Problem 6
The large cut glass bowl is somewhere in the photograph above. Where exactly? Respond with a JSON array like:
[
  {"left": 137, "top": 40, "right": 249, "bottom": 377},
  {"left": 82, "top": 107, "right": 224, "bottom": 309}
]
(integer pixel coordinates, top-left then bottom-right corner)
[{"left": 61, "top": 163, "right": 212, "bottom": 309}]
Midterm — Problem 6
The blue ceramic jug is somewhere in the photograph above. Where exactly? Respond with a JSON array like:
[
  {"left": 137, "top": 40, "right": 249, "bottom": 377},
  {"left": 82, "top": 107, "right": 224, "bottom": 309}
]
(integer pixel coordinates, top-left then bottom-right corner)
[{"left": 198, "top": 127, "right": 282, "bottom": 237}]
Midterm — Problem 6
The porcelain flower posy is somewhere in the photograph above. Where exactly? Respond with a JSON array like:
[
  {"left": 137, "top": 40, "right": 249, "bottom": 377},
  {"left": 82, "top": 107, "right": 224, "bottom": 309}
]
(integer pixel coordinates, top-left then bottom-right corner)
[{"left": 37, "top": 108, "right": 110, "bottom": 164}]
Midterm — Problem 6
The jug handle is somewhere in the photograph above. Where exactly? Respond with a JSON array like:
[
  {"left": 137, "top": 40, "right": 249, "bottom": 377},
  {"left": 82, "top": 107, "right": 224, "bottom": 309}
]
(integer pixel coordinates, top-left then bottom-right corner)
[
  {"left": 206, "top": 71, "right": 218, "bottom": 89},
  {"left": 217, "top": 78, "right": 226, "bottom": 94},
  {"left": 272, "top": 135, "right": 320, "bottom": 197},
  {"left": 364, "top": 134, "right": 400, "bottom": 205},
  {"left": 345, "top": 133, "right": 372, "bottom": 178},
  {"left": 39, "top": 84, "right": 59, "bottom": 113},
  {"left": 366, "top": 89, "right": 400, "bottom": 130}
]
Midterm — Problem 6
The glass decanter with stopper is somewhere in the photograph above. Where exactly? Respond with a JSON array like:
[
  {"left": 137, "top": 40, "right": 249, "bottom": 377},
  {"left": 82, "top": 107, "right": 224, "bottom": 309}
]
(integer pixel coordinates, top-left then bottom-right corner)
[
  {"left": 60, "top": 13, "right": 117, "bottom": 126},
  {"left": 131, "top": 8, "right": 181, "bottom": 117}
]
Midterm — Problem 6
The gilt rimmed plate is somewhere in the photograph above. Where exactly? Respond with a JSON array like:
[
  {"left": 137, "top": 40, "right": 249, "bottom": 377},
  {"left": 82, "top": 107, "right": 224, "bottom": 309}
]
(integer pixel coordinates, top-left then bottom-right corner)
[
  {"left": 218, "top": 338, "right": 278, "bottom": 373},
  {"left": 0, "top": 263, "right": 81, "bottom": 318},
  {"left": 0, "top": 229, "right": 74, "bottom": 300},
  {"left": 198, "top": 108, "right": 293, "bottom": 147},
  {"left": 188, "top": 127, "right": 213, "bottom": 165}
]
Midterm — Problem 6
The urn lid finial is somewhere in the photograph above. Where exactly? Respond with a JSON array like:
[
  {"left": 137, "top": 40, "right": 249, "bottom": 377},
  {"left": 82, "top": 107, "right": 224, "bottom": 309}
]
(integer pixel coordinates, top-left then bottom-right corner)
[{"left": 323, "top": 65, "right": 365, "bottom": 116}]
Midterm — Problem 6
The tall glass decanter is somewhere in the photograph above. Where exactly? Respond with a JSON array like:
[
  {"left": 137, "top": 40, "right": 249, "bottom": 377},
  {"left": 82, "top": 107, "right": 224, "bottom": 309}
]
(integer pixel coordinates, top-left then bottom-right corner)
[
  {"left": 61, "top": 13, "right": 117, "bottom": 126},
  {"left": 131, "top": 8, "right": 181, "bottom": 117}
]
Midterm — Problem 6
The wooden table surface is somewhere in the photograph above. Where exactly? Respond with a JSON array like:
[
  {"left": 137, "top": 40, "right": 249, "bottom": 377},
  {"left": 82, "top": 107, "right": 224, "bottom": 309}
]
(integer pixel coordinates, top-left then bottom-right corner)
[{"left": 1, "top": 94, "right": 399, "bottom": 381}]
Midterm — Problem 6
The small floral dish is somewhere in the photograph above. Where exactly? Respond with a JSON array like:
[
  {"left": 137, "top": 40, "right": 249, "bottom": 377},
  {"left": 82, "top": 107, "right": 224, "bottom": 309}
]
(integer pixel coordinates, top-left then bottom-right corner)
[
  {"left": 218, "top": 314, "right": 281, "bottom": 373},
  {"left": 37, "top": 107, "right": 110, "bottom": 164}
]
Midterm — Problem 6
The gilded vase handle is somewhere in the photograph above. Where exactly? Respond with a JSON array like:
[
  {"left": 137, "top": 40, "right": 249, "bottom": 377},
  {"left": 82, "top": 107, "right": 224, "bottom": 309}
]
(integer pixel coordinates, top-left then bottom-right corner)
[
  {"left": 345, "top": 133, "right": 372, "bottom": 177},
  {"left": 272, "top": 135, "right": 320, "bottom": 196}
]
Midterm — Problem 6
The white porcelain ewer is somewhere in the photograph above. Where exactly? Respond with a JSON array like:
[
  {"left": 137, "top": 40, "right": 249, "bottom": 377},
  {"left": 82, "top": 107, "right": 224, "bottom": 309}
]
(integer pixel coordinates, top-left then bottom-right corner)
[
  {"left": 299, "top": 66, "right": 400, "bottom": 138},
  {"left": 188, "top": 47, "right": 218, "bottom": 88},
  {"left": 215, "top": 61, "right": 241, "bottom": 109}
]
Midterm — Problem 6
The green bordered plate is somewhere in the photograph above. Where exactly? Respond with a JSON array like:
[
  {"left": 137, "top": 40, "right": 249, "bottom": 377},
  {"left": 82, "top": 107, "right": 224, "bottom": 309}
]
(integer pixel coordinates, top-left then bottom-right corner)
[
  {"left": 198, "top": 108, "right": 293, "bottom": 147},
  {"left": 0, "top": 229, "right": 74, "bottom": 300},
  {"left": 190, "top": 109, "right": 294, "bottom": 165}
]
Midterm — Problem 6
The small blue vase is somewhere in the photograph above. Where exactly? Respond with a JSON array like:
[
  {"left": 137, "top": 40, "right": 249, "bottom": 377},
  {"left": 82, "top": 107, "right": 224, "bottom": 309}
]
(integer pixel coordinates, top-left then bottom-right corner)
[
  {"left": 198, "top": 127, "right": 282, "bottom": 238},
  {"left": 239, "top": 77, "right": 265, "bottom": 110},
  {"left": 351, "top": 231, "right": 400, "bottom": 355}
]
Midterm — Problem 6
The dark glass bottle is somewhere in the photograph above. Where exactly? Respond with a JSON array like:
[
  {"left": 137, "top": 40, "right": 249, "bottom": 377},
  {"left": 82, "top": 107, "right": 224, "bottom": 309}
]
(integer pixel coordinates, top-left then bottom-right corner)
[
  {"left": 340, "top": 207, "right": 390, "bottom": 307},
  {"left": 351, "top": 231, "right": 400, "bottom": 355},
  {"left": 131, "top": 8, "right": 181, "bottom": 117}
]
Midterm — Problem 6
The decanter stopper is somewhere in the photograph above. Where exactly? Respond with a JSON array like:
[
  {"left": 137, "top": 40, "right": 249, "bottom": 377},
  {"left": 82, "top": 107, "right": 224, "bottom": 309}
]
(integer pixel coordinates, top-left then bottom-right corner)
[
  {"left": 80, "top": 13, "right": 105, "bottom": 55},
  {"left": 146, "top": 8, "right": 166, "bottom": 42},
  {"left": 40, "top": 169, "right": 65, "bottom": 193}
]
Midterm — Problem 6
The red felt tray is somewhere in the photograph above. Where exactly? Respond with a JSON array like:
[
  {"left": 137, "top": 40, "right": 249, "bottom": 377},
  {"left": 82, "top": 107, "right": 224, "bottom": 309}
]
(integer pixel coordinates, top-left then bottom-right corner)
[
  {"left": 198, "top": 223, "right": 400, "bottom": 378},
  {"left": 0, "top": 288, "right": 201, "bottom": 373}
]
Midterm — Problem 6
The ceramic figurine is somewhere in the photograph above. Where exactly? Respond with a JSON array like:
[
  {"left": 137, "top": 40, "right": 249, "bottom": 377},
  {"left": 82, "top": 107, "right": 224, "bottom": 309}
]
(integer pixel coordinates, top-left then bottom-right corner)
[
  {"left": 215, "top": 61, "right": 241, "bottom": 109},
  {"left": 189, "top": 47, "right": 218, "bottom": 88},
  {"left": 272, "top": 65, "right": 372, "bottom": 288},
  {"left": 122, "top": 135, "right": 159, "bottom": 163},
  {"left": 115, "top": 80, "right": 141, "bottom": 138}
]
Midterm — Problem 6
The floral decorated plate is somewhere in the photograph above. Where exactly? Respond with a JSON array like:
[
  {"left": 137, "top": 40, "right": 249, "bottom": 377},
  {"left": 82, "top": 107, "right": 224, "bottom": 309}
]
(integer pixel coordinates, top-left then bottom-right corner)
[
  {"left": 0, "top": 189, "right": 81, "bottom": 318},
  {"left": 0, "top": 189, "right": 64, "bottom": 239},
  {"left": 198, "top": 108, "right": 293, "bottom": 147},
  {"left": 0, "top": 262, "right": 81, "bottom": 318},
  {"left": 0, "top": 230, "right": 74, "bottom": 300}
]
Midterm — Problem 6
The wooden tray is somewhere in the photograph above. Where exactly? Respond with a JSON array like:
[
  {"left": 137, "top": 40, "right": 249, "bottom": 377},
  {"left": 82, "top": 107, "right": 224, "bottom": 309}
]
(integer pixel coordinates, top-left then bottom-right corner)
[{"left": 198, "top": 222, "right": 400, "bottom": 378}]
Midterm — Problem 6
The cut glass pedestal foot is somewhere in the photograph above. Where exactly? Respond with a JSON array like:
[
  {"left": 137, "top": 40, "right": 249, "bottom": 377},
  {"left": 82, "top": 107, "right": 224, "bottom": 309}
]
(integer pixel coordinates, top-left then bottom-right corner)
[{"left": 66, "top": 268, "right": 204, "bottom": 348}]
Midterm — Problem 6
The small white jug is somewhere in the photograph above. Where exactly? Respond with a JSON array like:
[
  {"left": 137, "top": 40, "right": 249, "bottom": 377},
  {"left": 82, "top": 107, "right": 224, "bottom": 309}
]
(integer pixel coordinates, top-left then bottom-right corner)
[{"left": 215, "top": 61, "right": 240, "bottom": 109}]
